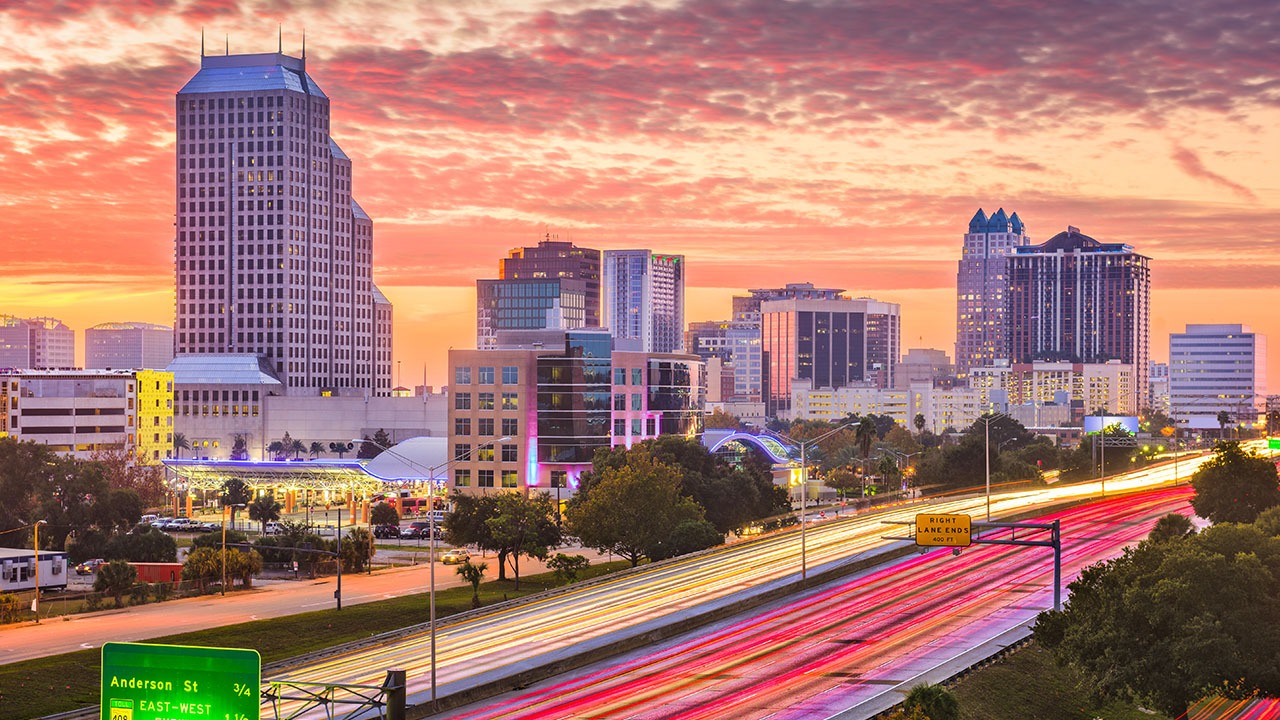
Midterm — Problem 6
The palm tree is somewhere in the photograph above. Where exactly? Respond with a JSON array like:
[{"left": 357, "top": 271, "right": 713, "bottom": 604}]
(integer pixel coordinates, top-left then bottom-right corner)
[
  {"left": 902, "top": 683, "right": 959, "bottom": 720},
  {"left": 1217, "top": 410, "right": 1232, "bottom": 440},
  {"left": 249, "top": 495, "right": 282, "bottom": 535},
  {"left": 855, "top": 417, "right": 878, "bottom": 497},
  {"left": 173, "top": 432, "right": 190, "bottom": 459},
  {"left": 267, "top": 441, "right": 285, "bottom": 461},
  {"left": 289, "top": 439, "right": 306, "bottom": 460},
  {"left": 94, "top": 560, "right": 137, "bottom": 608},
  {"left": 913, "top": 413, "right": 926, "bottom": 436},
  {"left": 456, "top": 559, "right": 488, "bottom": 609},
  {"left": 877, "top": 452, "right": 901, "bottom": 494},
  {"left": 220, "top": 478, "right": 253, "bottom": 527},
  {"left": 309, "top": 441, "right": 325, "bottom": 460}
]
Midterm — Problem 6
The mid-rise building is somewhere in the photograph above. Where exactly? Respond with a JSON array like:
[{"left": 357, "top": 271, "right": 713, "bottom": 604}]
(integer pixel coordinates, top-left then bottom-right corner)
[
  {"left": 602, "top": 250, "right": 685, "bottom": 353},
  {"left": 790, "top": 379, "right": 984, "bottom": 434},
  {"left": 955, "top": 208, "right": 1030, "bottom": 377},
  {"left": 175, "top": 48, "right": 391, "bottom": 396},
  {"left": 1007, "top": 226, "right": 1150, "bottom": 398},
  {"left": 1169, "top": 324, "right": 1267, "bottom": 430},
  {"left": 967, "top": 359, "right": 1137, "bottom": 415},
  {"left": 0, "top": 369, "right": 174, "bottom": 461},
  {"left": 85, "top": 322, "right": 174, "bottom": 370},
  {"left": 0, "top": 316, "right": 75, "bottom": 370},
  {"left": 894, "top": 348, "right": 955, "bottom": 390},
  {"left": 448, "top": 330, "right": 703, "bottom": 495},
  {"left": 500, "top": 237, "right": 602, "bottom": 328},
  {"left": 1148, "top": 362, "right": 1170, "bottom": 415},
  {"left": 476, "top": 278, "right": 587, "bottom": 349},
  {"left": 761, "top": 294, "right": 900, "bottom": 417}
]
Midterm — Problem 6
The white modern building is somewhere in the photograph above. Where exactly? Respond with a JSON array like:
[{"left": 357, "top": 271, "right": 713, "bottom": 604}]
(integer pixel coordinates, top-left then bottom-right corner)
[
  {"left": 790, "top": 379, "right": 985, "bottom": 434},
  {"left": 967, "top": 360, "right": 1137, "bottom": 415},
  {"left": 1169, "top": 324, "right": 1267, "bottom": 430},
  {"left": 175, "top": 48, "right": 392, "bottom": 396},
  {"left": 85, "top": 322, "right": 175, "bottom": 370},
  {"left": 0, "top": 316, "right": 75, "bottom": 370},
  {"left": 602, "top": 250, "right": 685, "bottom": 353},
  {"left": 955, "top": 208, "right": 1030, "bottom": 377}
]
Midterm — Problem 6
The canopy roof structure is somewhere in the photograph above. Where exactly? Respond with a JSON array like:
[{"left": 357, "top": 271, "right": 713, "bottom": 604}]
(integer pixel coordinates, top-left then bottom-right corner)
[
  {"left": 163, "top": 459, "right": 428, "bottom": 495},
  {"left": 702, "top": 430, "right": 798, "bottom": 465}
]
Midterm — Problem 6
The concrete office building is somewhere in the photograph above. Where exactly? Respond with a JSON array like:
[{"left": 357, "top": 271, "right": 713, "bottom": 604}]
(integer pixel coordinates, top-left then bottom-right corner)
[
  {"left": 955, "top": 208, "right": 1030, "bottom": 377},
  {"left": 0, "top": 316, "right": 75, "bottom": 370},
  {"left": 894, "top": 348, "right": 955, "bottom": 390},
  {"left": 175, "top": 48, "right": 392, "bottom": 396},
  {"left": 1169, "top": 324, "right": 1267, "bottom": 430},
  {"left": 1007, "top": 226, "right": 1150, "bottom": 398},
  {"left": 790, "top": 379, "right": 984, "bottom": 435},
  {"left": 761, "top": 294, "right": 901, "bottom": 417},
  {"left": 85, "top": 322, "right": 175, "bottom": 370},
  {"left": 602, "top": 250, "right": 685, "bottom": 353},
  {"left": 499, "top": 237, "right": 601, "bottom": 328},
  {"left": 0, "top": 369, "right": 174, "bottom": 462},
  {"left": 967, "top": 360, "right": 1137, "bottom": 416}
]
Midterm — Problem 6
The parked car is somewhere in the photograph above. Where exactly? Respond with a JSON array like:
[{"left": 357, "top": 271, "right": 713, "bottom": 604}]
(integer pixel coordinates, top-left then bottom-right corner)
[
  {"left": 373, "top": 524, "right": 400, "bottom": 540},
  {"left": 75, "top": 558, "right": 106, "bottom": 575},
  {"left": 400, "top": 521, "right": 432, "bottom": 540},
  {"left": 139, "top": 514, "right": 159, "bottom": 525},
  {"left": 263, "top": 521, "right": 284, "bottom": 536},
  {"left": 440, "top": 549, "right": 470, "bottom": 565},
  {"left": 166, "top": 518, "right": 199, "bottom": 532},
  {"left": 198, "top": 521, "right": 221, "bottom": 533}
]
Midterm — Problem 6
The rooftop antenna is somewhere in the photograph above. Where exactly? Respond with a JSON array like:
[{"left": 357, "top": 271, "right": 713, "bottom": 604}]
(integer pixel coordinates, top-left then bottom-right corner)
[
  {"left": 200, "top": 27, "right": 205, "bottom": 57},
  {"left": 225, "top": 35, "right": 229, "bottom": 56},
  {"left": 278, "top": 25, "right": 282, "bottom": 54}
]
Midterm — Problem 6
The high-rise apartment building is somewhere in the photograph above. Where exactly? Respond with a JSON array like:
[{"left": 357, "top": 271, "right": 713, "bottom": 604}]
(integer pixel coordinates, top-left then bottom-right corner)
[
  {"left": 1007, "top": 226, "right": 1150, "bottom": 399},
  {"left": 1169, "top": 324, "right": 1267, "bottom": 430},
  {"left": 955, "top": 208, "right": 1030, "bottom": 377},
  {"left": 761, "top": 294, "right": 901, "bottom": 417},
  {"left": 0, "top": 315, "right": 74, "bottom": 369},
  {"left": 85, "top": 322, "right": 175, "bottom": 370},
  {"left": 499, "top": 238, "right": 601, "bottom": 327},
  {"left": 175, "top": 49, "right": 391, "bottom": 396},
  {"left": 602, "top": 250, "right": 685, "bottom": 353}
]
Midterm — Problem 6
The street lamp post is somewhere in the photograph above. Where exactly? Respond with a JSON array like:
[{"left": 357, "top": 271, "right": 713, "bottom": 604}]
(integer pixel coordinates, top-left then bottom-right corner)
[
  {"left": 775, "top": 422, "right": 857, "bottom": 582},
  {"left": 976, "top": 413, "right": 1011, "bottom": 522},
  {"left": 355, "top": 435, "right": 510, "bottom": 709},
  {"left": 33, "top": 520, "right": 47, "bottom": 623}
]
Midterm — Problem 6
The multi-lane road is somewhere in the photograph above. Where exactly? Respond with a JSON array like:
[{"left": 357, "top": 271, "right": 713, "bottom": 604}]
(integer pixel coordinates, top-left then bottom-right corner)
[{"left": 265, "top": 449, "right": 1224, "bottom": 718}]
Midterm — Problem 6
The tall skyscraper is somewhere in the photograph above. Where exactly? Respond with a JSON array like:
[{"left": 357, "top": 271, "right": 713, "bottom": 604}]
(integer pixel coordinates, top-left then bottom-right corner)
[
  {"left": 1006, "top": 226, "right": 1151, "bottom": 397},
  {"left": 0, "top": 315, "right": 74, "bottom": 369},
  {"left": 175, "top": 48, "right": 391, "bottom": 396},
  {"left": 955, "top": 208, "right": 1030, "bottom": 377},
  {"left": 760, "top": 294, "right": 901, "bottom": 417},
  {"left": 499, "top": 237, "right": 601, "bottom": 327},
  {"left": 86, "top": 322, "right": 175, "bottom": 370},
  {"left": 602, "top": 250, "right": 685, "bottom": 353},
  {"left": 1170, "top": 324, "right": 1266, "bottom": 430}
]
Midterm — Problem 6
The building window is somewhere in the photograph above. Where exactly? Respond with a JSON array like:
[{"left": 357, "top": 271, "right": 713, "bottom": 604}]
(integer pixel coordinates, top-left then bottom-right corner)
[
  {"left": 454, "top": 418, "right": 471, "bottom": 436},
  {"left": 502, "top": 366, "right": 518, "bottom": 384},
  {"left": 479, "top": 366, "right": 495, "bottom": 384},
  {"left": 614, "top": 368, "right": 626, "bottom": 385},
  {"left": 501, "top": 470, "right": 518, "bottom": 488},
  {"left": 501, "top": 418, "right": 518, "bottom": 436},
  {"left": 477, "top": 446, "right": 495, "bottom": 461},
  {"left": 631, "top": 393, "right": 642, "bottom": 411},
  {"left": 454, "top": 392, "right": 471, "bottom": 410},
  {"left": 454, "top": 469, "right": 471, "bottom": 487},
  {"left": 614, "top": 393, "right": 626, "bottom": 411},
  {"left": 614, "top": 419, "right": 625, "bottom": 436},
  {"left": 478, "top": 392, "right": 494, "bottom": 410},
  {"left": 632, "top": 419, "right": 642, "bottom": 436},
  {"left": 454, "top": 443, "right": 471, "bottom": 461},
  {"left": 501, "top": 444, "right": 517, "bottom": 462},
  {"left": 479, "top": 418, "right": 494, "bottom": 435},
  {"left": 478, "top": 469, "right": 495, "bottom": 488},
  {"left": 455, "top": 367, "right": 472, "bottom": 385},
  {"left": 632, "top": 368, "right": 643, "bottom": 385},
  {"left": 647, "top": 418, "right": 656, "bottom": 435},
  {"left": 550, "top": 470, "right": 567, "bottom": 489},
  {"left": 501, "top": 392, "right": 518, "bottom": 410}
]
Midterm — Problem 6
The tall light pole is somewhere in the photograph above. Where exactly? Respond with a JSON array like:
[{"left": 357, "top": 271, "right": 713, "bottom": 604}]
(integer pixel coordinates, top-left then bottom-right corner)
[
  {"left": 355, "top": 435, "right": 510, "bottom": 708},
  {"left": 33, "top": 520, "right": 47, "bottom": 623},
  {"left": 773, "top": 422, "right": 857, "bottom": 582},
  {"left": 976, "top": 412, "right": 1011, "bottom": 521}
]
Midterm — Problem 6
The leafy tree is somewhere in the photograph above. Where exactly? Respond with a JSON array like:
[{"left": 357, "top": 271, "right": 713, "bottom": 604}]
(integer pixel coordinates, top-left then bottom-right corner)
[
  {"left": 223, "top": 549, "right": 263, "bottom": 588},
  {"left": 485, "top": 492, "right": 560, "bottom": 589},
  {"left": 567, "top": 449, "right": 706, "bottom": 567},
  {"left": 248, "top": 494, "right": 282, "bottom": 534},
  {"left": 0, "top": 438, "right": 59, "bottom": 548},
  {"left": 182, "top": 547, "right": 222, "bottom": 593},
  {"left": 230, "top": 433, "right": 249, "bottom": 460},
  {"left": 66, "top": 528, "right": 110, "bottom": 564},
  {"left": 94, "top": 559, "right": 138, "bottom": 608},
  {"left": 902, "top": 683, "right": 959, "bottom": 720},
  {"left": 1190, "top": 441, "right": 1280, "bottom": 524},
  {"left": 704, "top": 408, "right": 742, "bottom": 429},
  {"left": 192, "top": 528, "right": 247, "bottom": 550},
  {"left": 1255, "top": 505, "right": 1280, "bottom": 537},
  {"left": 443, "top": 494, "right": 506, "bottom": 577},
  {"left": 456, "top": 559, "right": 487, "bottom": 609},
  {"left": 370, "top": 502, "right": 400, "bottom": 527},
  {"left": 652, "top": 519, "right": 722, "bottom": 560},
  {"left": 220, "top": 479, "right": 253, "bottom": 527},
  {"left": 90, "top": 446, "right": 167, "bottom": 506},
  {"left": 172, "top": 432, "right": 190, "bottom": 459},
  {"left": 883, "top": 425, "right": 922, "bottom": 455},
  {"left": 356, "top": 434, "right": 381, "bottom": 459},
  {"left": 1149, "top": 513, "right": 1195, "bottom": 543},
  {"left": 309, "top": 441, "right": 325, "bottom": 459},
  {"left": 105, "top": 525, "right": 178, "bottom": 562},
  {"left": 1034, "top": 524, "right": 1280, "bottom": 716},
  {"left": 107, "top": 489, "right": 144, "bottom": 533},
  {"left": 372, "top": 428, "right": 392, "bottom": 450},
  {"left": 547, "top": 553, "right": 590, "bottom": 585}
]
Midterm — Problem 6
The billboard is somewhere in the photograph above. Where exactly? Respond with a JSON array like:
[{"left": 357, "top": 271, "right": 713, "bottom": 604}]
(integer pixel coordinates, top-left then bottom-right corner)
[{"left": 1083, "top": 415, "right": 1139, "bottom": 435}]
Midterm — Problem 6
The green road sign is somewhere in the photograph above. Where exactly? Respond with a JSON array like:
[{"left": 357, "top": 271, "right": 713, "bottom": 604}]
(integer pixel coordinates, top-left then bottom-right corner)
[
  {"left": 102, "top": 642, "right": 260, "bottom": 720},
  {"left": 1269, "top": 438, "right": 1280, "bottom": 450}
]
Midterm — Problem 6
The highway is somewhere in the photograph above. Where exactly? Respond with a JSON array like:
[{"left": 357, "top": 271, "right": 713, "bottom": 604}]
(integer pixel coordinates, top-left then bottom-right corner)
[
  {"left": 451, "top": 486, "right": 1193, "bottom": 720},
  {"left": 265, "top": 449, "right": 1225, "bottom": 718}
]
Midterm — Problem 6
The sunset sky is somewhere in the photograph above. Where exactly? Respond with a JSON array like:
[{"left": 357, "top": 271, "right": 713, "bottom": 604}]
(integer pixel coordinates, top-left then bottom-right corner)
[{"left": 1, "top": 0, "right": 1277, "bottom": 390}]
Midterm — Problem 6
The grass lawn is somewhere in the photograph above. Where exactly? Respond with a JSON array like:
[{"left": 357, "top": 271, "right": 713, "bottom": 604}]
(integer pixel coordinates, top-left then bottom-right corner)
[
  {"left": 0, "top": 561, "right": 629, "bottom": 718},
  {"left": 950, "top": 641, "right": 1169, "bottom": 720}
]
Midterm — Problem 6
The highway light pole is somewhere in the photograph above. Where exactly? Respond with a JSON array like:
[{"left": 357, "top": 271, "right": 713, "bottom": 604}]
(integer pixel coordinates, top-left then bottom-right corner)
[
  {"left": 33, "top": 520, "right": 46, "bottom": 623},
  {"left": 976, "top": 413, "right": 1011, "bottom": 522},
  {"left": 355, "top": 435, "right": 510, "bottom": 708},
  {"left": 776, "top": 422, "right": 857, "bottom": 582}
]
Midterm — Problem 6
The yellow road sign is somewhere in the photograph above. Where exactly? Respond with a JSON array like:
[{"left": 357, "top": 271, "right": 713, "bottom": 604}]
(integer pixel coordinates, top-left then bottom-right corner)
[{"left": 915, "top": 513, "right": 972, "bottom": 547}]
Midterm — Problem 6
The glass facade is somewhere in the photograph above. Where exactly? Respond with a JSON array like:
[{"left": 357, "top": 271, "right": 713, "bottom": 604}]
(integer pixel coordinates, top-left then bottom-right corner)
[
  {"left": 537, "top": 332, "right": 612, "bottom": 463},
  {"left": 647, "top": 359, "right": 704, "bottom": 436}
]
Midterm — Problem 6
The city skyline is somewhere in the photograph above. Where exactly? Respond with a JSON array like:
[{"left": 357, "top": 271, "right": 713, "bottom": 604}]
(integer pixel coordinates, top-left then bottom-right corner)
[{"left": 2, "top": 1, "right": 1276, "bottom": 387}]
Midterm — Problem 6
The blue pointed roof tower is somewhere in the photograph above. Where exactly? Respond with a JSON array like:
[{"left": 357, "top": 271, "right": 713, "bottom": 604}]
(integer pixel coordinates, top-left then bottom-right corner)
[
  {"left": 987, "top": 208, "right": 1010, "bottom": 233},
  {"left": 968, "top": 209, "right": 988, "bottom": 233},
  {"left": 1009, "top": 212, "right": 1024, "bottom": 235}
]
